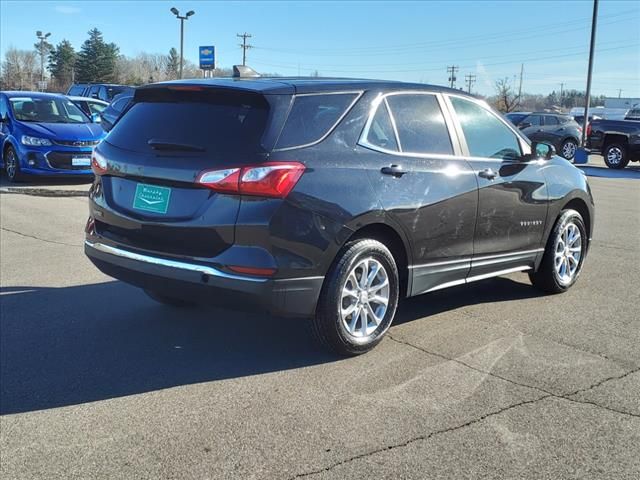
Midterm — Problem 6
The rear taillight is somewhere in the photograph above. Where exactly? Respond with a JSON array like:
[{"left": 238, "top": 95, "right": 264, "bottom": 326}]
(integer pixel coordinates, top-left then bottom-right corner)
[
  {"left": 197, "top": 162, "right": 305, "bottom": 198},
  {"left": 91, "top": 149, "right": 108, "bottom": 175},
  {"left": 586, "top": 123, "right": 592, "bottom": 136}
]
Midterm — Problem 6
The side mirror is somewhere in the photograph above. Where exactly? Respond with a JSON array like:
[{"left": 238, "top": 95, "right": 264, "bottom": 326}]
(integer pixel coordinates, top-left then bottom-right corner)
[
  {"left": 519, "top": 122, "right": 532, "bottom": 129},
  {"left": 532, "top": 141, "right": 555, "bottom": 160}
]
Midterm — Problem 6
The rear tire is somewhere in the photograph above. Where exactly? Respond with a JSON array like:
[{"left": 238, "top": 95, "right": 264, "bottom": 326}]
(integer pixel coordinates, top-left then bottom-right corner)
[
  {"left": 312, "top": 239, "right": 399, "bottom": 356},
  {"left": 529, "top": 209, "right": 587, "bottom": 294},
  {"left": 4, "top": 146, "right": 23, "bottom": 183},
  {"left": 603, "top": 143, "right": 629, "bottom": 169},
  {"left": 144, "top": 289, "right": 196, "bottom": 308}
]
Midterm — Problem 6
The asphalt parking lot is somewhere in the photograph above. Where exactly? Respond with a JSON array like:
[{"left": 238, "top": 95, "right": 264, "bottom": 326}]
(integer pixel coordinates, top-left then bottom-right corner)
[{"left": 1, "top": 158, "right": 639, "bottom": 479}]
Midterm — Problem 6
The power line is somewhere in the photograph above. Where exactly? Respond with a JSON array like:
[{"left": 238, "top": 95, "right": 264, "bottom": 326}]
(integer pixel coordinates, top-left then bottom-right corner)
[
  {"left": 447, "top": 66, "right": 459, "bottom": 88},
  {"left": 465, "top": 74, "right": 476, "bottom": 93},
  {"left": 254, "top": 10, "right": 637, "bottom": 58},
  {"left": 237, "top": 32, "right": 253, "bottom": 66}
]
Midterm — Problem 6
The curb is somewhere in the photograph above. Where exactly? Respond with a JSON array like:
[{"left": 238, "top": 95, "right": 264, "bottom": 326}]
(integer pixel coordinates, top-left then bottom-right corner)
[{"left": 0, "top": 187, "right": 89, "bottom": 197}]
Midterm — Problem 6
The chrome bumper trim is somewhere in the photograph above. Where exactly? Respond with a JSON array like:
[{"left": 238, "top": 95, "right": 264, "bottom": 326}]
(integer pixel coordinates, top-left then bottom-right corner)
[{"left": 85, "top": 241, "right": 268, "bottom": 283}]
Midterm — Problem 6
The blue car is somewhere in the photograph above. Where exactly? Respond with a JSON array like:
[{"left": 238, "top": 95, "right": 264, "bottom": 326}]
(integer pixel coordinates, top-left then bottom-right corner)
[{"left": 0, "top": 91, "right": 106, "bottom": 182}]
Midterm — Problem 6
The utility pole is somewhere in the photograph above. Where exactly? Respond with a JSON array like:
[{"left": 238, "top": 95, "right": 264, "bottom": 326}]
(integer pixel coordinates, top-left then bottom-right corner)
[
  {"left": 36, "top": 31, "right": 51, "bottom": 91},
  {"left": 618, "top": 89, "right": 623, "bottom": 98},
  {"left": 560, "top": 83, "right": 565, "bottom": 108},
  {"left": 517, "top": 63, "right": 524, "bottom": 106},
  {"left": 465, "top": 74, "right": 476, "bottom": 94},
  {"left": 170, "top": 7, "right": 195, "bottom": 79},
  {"left": 447, "top": 66, "right": 458, "bottom": 89},
  {"left": 582, "top": 0, "right": 598, "bottom": 146},
  {"left": 237, "top": 33, "right": 253, "bottom": 66}
]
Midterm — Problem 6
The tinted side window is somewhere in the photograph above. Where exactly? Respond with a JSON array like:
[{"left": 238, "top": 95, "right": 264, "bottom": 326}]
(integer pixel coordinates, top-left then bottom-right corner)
[
  {"left": 68, "top": 85, "right": 85, "bottom": 96},
  {"left": 365, "top": 100, "right": 398, "bottom": 151},
  {"left": 0, "top": 95, "right": 7, "bottom": 118},
  {"left": 523, "top": 115, "right": 542, "bottom": 126},
  {"left": 112, "top": 97, "right": 130, "bottom": 113},
  {"left": 544, "top": 115, "right": 559, "bottom": 126},
  {"left": 386, "top": 94, "right": 452, "bottom": 155},
  {"left": 89, "top": 86, "right": 100, "bottom": 96},
  {"left": 276, "top": 93, "right": 358, "bottom": 149},
  {"left": 450, "top": 97, "right": 521, "bottom": 160}
]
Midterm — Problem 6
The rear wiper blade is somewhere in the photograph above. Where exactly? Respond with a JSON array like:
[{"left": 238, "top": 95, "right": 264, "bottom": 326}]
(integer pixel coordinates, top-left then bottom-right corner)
[{"left": 147, "top": 139, "right": 205, "bottom": 152}]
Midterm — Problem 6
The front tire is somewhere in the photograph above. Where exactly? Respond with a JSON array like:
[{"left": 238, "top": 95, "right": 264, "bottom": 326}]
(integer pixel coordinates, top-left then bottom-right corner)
[
  {"left": 603, "top": 143, "right": 629, "bottom": 169},
  {"left": 529, "top": 209, "right": 587, "bottom": 294},
  {"left": 560, "top": 138, "right": 578, "bottom": 160},
  {"left": 4, "top": 146, "right": 23, "bottom": 183},
  {"left": 312, "top": 239, "right": 399, "bottom": 356}
]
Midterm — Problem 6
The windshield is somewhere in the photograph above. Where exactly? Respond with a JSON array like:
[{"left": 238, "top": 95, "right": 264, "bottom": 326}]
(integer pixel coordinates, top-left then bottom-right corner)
[{"left": 9, "top": 97, "right": 90, "bottom": 124}]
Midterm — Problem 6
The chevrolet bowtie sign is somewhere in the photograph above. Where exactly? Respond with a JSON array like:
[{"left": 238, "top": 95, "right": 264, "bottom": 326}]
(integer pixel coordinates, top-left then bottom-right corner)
[{"left": 199, "top": 46, "right": 215, "bottom": 70}]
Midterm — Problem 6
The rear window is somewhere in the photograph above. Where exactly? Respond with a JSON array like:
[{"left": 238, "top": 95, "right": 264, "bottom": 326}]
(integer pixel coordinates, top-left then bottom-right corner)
[
  {"left": 275, "top": 93, "right": 359, "bottom": 149},
  {"left": 106, "top": 89, "right": 270, "bottom": 154}
]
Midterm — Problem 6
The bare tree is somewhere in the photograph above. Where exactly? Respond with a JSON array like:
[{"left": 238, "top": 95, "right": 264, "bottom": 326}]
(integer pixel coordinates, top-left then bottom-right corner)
[
  {"left": 494, "top": 77, "right": 520, "bottom": 113},
  {"left": 0, "top": 47, "right": 39, "bottom": 90}
]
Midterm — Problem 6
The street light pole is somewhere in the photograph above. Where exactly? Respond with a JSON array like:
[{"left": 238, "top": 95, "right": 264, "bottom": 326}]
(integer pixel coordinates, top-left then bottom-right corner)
[
  {"left": 170, "top": 7, "right": 195, "bottom": 79},
  {"left": 36, "top": 30, "right": 51, "bottom": 91},
  {"left": 582, "top": 0, "right": 598, "bottom": 146}
]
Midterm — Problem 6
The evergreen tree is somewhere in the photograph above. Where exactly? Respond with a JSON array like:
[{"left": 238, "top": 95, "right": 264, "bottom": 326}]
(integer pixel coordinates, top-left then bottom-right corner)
[
  {"left": 75, "top": 28, "right": 119, "bottom": 82},
  {"left": 166, "top": 48, "right": 180, "bottom": 80},
  {"left": 48, "top": 40, "right": 76, "bottom": 88}
]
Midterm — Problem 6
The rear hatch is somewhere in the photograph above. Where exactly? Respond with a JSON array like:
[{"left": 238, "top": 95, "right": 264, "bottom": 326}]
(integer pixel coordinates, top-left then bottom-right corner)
[{"left": 95, "top": 85, "right": 286, "bottom": 258}]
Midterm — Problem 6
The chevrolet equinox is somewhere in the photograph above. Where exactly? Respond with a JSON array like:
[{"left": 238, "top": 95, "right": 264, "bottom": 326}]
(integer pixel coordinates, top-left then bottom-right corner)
[{"left": 85, "top": 72, "right": 594, "bottom": 356}]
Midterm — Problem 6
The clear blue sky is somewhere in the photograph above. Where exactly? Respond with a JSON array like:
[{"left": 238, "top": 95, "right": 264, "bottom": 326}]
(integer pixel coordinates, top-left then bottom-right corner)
[{"left": 1, "top": 0, "right": 639, "bottom": 97}]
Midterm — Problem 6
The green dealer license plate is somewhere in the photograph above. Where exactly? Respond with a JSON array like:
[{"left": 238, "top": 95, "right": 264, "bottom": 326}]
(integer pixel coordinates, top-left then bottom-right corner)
[{"left": 133, "top": 183, "right": 171, "bottom": 214}]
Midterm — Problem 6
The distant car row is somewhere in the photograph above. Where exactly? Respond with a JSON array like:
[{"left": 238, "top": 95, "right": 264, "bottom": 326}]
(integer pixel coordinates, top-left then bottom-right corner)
[{"left": 505, "top": 112, "right": 582, "bottom": 160}]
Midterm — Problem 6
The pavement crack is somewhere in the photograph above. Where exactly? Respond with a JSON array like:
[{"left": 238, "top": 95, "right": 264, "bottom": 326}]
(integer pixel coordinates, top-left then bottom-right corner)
[
  {"left": 387, "top": 335, "right": 640, "bottom": 419},
  {"left": 288, "top": 394, "right": 551, "bottom": 479},
  {"left": 0, "top": 227, "right": 82, "bottom": 248}
]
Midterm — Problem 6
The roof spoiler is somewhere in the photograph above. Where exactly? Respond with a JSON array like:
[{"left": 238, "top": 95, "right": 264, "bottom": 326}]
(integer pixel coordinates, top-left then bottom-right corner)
[{"left": 233, "top": 65, "right": 260, "bottom": 78}]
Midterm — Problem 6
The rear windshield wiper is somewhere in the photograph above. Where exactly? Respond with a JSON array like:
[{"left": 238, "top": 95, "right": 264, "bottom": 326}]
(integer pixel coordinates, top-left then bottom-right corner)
[{"left": 147, "top": 139, "right": 206, "bottom": 152}]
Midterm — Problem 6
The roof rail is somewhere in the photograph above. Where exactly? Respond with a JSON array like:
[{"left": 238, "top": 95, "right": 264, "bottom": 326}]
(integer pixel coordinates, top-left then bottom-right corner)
[{"left": 233, "top": 65, "right": 260, "bottom": 79}]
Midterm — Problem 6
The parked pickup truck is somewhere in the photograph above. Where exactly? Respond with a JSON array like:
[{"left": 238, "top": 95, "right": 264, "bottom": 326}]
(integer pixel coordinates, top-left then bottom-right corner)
[{"left": 587, "top": 119, "right": 640, "bottom": 169}]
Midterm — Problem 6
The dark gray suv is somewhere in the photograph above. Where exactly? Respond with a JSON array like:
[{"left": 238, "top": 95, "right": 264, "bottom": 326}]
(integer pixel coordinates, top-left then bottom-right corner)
[
  {"left": 84, "top": 75, "right": 594, "bottom": 356},
  {"left": 512, "top": 113, "right": 582, "bottom": 160}
]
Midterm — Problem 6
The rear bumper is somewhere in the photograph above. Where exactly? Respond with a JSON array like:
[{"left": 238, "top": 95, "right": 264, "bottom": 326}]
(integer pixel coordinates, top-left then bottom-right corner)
[{"left": 84, "top": 240, "right": 323, "bottom": 318}]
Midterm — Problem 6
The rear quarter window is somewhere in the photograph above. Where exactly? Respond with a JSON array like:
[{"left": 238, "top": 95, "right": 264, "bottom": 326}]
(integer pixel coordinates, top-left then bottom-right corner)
[{"left": 275, "top": 93, "right": 359, "bottom": 150}]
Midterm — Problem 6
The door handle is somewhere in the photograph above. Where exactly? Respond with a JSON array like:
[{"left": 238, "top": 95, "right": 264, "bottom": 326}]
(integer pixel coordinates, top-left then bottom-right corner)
[
  {"left": 381, "top": 164, "right": 407, "bottom": 177},
  {"left": 478, "top": 168, "right": 498, "bottom": 180},
  {"left": 537, "top": 129, "right": 544, "bottom": 132}
]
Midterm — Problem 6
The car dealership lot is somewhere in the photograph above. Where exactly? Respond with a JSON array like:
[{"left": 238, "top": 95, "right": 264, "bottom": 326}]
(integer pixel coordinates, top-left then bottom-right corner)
[{"left": 1, "top": 168, "right": 639, "bottom": 479}]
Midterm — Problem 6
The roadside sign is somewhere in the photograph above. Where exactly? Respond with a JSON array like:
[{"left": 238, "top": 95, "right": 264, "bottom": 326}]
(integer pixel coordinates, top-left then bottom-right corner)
[{"left": 199, "top": 46, "right": 215, "bottom": 70}]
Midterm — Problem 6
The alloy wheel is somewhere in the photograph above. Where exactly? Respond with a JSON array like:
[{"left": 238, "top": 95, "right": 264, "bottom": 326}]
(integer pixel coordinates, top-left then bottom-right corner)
[
  {"left": 606, "top": 147, "right": 623, "bottom": 166},
  {"left": 340, "top": 257, "right": 390, "bottom": 338},
  {"left": 553, "top": 221, "right": 582, "bottom": 286},
  {"left": 562, "top": 141, "right": 577, "bottom": 159},
  {"left": 6, "top": 149, "right": 16, "bottom": 180}
]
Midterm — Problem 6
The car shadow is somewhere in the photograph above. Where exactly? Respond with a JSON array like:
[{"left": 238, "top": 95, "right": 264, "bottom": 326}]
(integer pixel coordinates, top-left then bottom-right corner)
[
  {"left": 0, "top": 276, "right": 537, "bottom": 415},
  {"left": 577, "top": 164, "right": 640, "bottom": 180}
]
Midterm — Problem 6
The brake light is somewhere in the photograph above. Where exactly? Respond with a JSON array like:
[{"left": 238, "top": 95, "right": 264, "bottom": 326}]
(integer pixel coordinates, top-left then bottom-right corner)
[
  {"left": 91, "top": 149, "right": 108, "bottom": 175},
  {"left": 586, "top": 123, "right": 592, "bottom": 137},
  {"left": 197, "top": 162, "right": 305, "bottom": 198}
]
